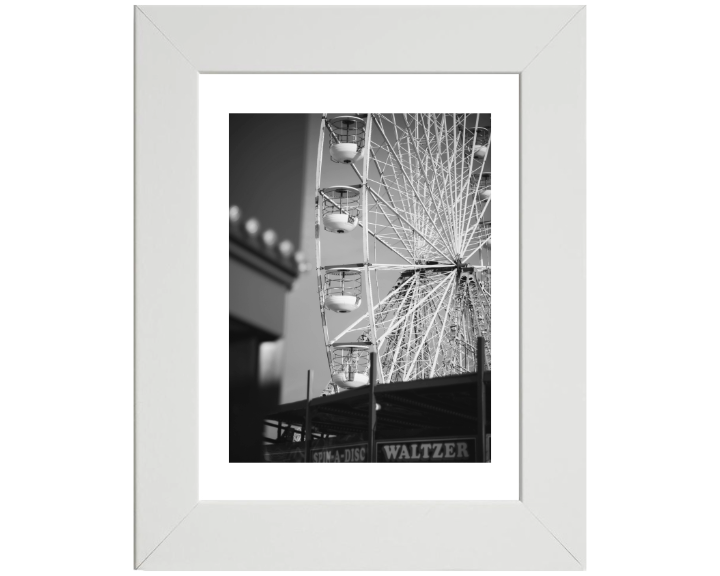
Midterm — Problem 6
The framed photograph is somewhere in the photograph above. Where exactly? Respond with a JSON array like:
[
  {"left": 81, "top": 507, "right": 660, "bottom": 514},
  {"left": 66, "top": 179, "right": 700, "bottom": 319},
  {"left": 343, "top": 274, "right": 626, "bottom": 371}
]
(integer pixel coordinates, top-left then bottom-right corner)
[
  {"left": 201, "top": 76, "right": 519, "bottom": 503},
  {"left": 135, "top": 5, "right": 585, "bottom": 570}
]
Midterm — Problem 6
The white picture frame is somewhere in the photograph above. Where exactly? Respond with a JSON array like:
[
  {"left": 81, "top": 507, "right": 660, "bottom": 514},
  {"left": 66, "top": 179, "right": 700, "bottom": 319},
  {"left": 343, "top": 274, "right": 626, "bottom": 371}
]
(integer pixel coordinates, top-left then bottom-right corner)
[{"left": 134, "top": 5, "right": 586, "bottom": 570}]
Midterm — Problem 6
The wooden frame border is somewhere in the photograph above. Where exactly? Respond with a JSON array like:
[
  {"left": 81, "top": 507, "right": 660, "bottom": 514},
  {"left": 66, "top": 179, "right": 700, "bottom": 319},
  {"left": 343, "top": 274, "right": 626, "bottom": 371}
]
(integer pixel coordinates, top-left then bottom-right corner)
[{"left": 135, "top": 5, "right": 585, "bottom": 570}]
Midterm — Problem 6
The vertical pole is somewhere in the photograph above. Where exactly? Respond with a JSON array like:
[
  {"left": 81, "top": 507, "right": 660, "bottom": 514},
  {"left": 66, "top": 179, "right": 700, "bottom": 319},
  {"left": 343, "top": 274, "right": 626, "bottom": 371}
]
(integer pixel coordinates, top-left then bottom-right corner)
[
  {"left": 305, "top": 370, "right": 313, "bottom": 463},
  {"left": 477, "top": 337, "right": 487, "bottom": 463},
  {"left": 368, "top": 352, "right": 377, "bottom": 462}
]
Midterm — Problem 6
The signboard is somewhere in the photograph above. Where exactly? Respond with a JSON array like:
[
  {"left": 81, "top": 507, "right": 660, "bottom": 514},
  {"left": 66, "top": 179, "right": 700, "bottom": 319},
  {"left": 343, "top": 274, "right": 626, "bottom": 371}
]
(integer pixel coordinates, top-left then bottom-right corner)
[
  {"left": 376, "top": 437, "right": 477, "bottom": 462},
  {"left": 265, "top": 437, "right": 479, "bottom": 463},
  {"left": 310, "top": 442, "right": 368, "bottom": 463},
  {"left": 263, "top": 444, "right": 305, "bottom": 462}
]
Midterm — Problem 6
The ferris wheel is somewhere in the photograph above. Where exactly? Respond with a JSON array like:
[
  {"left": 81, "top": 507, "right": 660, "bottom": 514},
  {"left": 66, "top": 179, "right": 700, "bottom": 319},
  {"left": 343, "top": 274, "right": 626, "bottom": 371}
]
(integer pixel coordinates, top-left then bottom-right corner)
[{"left": 315, "top": 113, "right": 491, "bottom": 392}]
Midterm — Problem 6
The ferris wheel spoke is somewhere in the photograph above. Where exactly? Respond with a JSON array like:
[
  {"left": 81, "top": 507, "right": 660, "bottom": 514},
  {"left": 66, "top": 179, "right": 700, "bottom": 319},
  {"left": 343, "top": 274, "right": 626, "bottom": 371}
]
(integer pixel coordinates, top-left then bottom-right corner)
[
  {"left": 376, "top": 272, "right": 454, "bottom": 346},
  {"left": 453, "top": 113, "right": 470, "bottom": 255},
  {"left": 407, "top": 285, "right": 455, "bottom": 379},
  {"left": 455, "top": 114, "right": 482, "bottom": 250},
  {"left": 380, "top": 274, "right": 418, "bottom": 382},
  {"left": 446, "top": 114, "right": 467, "bottom": 255},
  {"left": 372, "top": 115, "right": 457, "bottom": 261},
  {"left": 452, "top": 114, "right": 479, "bottom": 214},
  {"left": 428, "top": 279, "right": 457, "bottom": 378},
  {"left": 369, "top": 175, "right": 452, "bottom": 263},
  {"left": 367, "top": 173, "right": 414, "bottom": 200},
  {"left": 460, "top": 138, "right": 492, "bottom": 255},
  {"left": 390, "top": 112, "right": 413, "bottom": 188},
  {"left": 370, "top": 143, "right": 413, "bottom": 219},
  {"left": 450, "top": 113, "right": 464, "bottom": 254},
  {"left": 463, "top": 240, "right": 490, "bottom": 263},
  {"left": 370, "top": 125, "right": 412, "bottom": 228},
  {"left": 373, "top": 277, "right": 419, "bottom": 343},
  {"left": 410, "top": 115, "right": 445, "bottom": 188},
  {"left": 397, "top": 311, "right": 417, "bottom": 379},
  {"left": 425, "top": 115, "right": 459, "bottom": 245},
  {"left": 379, "top": 271, "right": 488, "bottom": 380},
  {"left": 458, "top": 184, "right": 483, "bottom": 248},
  {"left": 401, "top": 113, "right": 461, "bottom": 255},
  {"left": 373, "top": 277, "right": 418, "bottom": 337},
  {"left": 419, "top": 131, "right": 460, "bottom": 252},
  {"left": 460, "top": 181, "right": 491, "bottom": 258},
  {"left": 377, "top": 113, "right": 410, "bottom": 137},
  {"left": 366, "top": 193, "right": 415, "bottom": 258},
  {"left": 461, "top": 226, "right": 491, "bottom": 262},
  {"left": 369, "top": 221, "right": 415, "bottom": 237},
  {"left": 460, "top": 201, "right": 491, "bottom": 259},
  {"left": 366, "top": 186, "right": 453, "bottom": 264},
  {"left": 402, "top": 274, "right": 454, "bottom": 381},
  {"left": 463, "top": 137, "right": 492, "bottom": 245},
  {"left": 447, "top": 115, "right": 473, "bottom": 255},
  {"left": 366, "top": 174, "right": 416, "bottom": 232},
  {"left": 367, "top": 145, "right": 418, "bottom": 255}
]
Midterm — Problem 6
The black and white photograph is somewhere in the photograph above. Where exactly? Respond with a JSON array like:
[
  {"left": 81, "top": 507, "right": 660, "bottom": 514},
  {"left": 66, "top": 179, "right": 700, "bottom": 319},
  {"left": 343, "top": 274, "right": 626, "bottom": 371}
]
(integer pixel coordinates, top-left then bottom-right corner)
[
  {"left": 229, "top": 113, "right": 492, "bottom": 463},
  {"left": 11, "top": 2, "right": 720, "bottom": 573}
]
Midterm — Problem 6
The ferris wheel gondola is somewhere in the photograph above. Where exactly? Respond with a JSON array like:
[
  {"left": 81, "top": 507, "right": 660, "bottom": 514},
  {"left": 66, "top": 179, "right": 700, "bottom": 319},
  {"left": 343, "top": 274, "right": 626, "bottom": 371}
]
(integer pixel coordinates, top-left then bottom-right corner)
[
  {"left": 327, "top": 115, "right": 366, "bottom": 164},
  {"left": 323, "top": 268, "right": 362, "bottom": 313},
  {"left": 320, "top": 185, "right": 361, "bottom": 233},
  {"left": 330, "top": 342, "right": 371, "bottom": 388}
]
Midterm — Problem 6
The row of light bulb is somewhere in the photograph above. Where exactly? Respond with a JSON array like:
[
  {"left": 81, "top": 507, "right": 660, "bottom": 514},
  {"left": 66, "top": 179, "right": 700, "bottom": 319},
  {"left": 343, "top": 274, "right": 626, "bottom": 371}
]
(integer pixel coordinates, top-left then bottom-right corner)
[{"left": 229, "top": 205, "right": 308, "bottom": 272}]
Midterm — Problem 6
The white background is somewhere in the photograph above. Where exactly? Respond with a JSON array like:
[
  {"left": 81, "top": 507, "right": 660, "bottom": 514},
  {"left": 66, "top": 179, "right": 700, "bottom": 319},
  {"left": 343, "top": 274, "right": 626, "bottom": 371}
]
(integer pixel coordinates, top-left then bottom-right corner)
[
  {"left": 200, "top": 74, "right": 519, "bottom": 500},
  {"left": 2, "top": 0, "right": 719, "bottom": 574}
]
